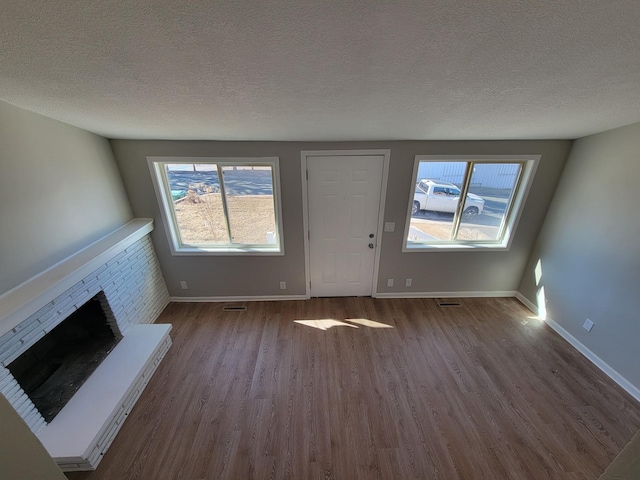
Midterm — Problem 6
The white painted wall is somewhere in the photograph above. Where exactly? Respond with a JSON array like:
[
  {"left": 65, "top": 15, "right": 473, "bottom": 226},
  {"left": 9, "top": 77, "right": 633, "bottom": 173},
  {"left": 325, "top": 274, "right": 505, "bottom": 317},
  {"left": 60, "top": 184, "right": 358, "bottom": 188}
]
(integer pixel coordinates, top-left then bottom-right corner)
[
  {"left": 0, "top": 101, "right": 132, "bottom": 294},
  {"left": 519, "top": 121, "right": 640, "bottom": 391}
]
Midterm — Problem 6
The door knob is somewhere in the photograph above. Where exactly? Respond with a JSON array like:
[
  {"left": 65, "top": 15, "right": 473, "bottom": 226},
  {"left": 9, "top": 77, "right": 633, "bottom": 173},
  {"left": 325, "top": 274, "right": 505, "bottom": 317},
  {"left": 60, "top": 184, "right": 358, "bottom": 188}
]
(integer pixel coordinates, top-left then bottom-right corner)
[{"left": 368, "top": 243, "right": 374, "bottom": 249}]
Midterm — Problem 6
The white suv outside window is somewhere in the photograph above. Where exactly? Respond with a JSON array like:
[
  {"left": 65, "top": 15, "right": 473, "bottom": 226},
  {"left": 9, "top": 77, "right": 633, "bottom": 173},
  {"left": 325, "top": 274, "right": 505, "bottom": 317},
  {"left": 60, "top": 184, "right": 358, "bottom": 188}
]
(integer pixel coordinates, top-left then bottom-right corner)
[{"left": 412, "top": 179, "right": 485, "bottom": 218}]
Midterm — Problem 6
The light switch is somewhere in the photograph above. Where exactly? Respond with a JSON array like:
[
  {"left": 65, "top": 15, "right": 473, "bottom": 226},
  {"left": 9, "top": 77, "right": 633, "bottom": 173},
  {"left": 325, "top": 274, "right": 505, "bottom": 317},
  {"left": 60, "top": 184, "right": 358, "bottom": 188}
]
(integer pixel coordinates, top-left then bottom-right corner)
[{"left": 384, "top": 222, "right": 395, "bottom": 232}]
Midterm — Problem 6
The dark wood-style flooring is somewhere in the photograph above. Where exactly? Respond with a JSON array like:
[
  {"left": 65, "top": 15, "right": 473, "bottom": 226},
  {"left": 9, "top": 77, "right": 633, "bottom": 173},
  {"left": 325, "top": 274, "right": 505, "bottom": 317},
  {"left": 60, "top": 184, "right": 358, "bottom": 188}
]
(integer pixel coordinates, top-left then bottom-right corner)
[{"left": 67, "top": 297, "right": 640, "bottom": 479}]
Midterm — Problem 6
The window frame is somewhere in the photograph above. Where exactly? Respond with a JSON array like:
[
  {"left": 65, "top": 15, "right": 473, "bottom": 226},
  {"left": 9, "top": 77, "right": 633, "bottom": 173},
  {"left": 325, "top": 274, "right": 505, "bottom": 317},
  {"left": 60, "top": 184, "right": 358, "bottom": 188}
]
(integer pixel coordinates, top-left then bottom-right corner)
[
  {"left": 402, "top": 155, "right": 539, "bottom": 252},
  {"left": 148, "top": 156, "right": 285, "bottom": 256}
]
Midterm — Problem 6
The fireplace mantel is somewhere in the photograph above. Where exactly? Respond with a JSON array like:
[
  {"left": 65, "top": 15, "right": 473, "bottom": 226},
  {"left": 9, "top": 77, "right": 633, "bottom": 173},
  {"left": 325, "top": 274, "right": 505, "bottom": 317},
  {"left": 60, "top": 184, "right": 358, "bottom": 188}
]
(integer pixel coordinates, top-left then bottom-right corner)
[{"left": 0, "top": 218, "right": 154, "bottom": 338}]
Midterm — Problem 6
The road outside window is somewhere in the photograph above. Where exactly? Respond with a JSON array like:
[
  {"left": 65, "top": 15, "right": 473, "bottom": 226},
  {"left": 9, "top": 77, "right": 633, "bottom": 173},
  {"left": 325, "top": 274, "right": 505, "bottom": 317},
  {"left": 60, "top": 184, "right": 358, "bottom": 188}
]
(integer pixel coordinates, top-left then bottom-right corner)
[
  {"left": 148, "top": 158, "right": 284, "bottom": 255},
  {"left": 404, "top": 156, "right": 537, "bottom": 250}
]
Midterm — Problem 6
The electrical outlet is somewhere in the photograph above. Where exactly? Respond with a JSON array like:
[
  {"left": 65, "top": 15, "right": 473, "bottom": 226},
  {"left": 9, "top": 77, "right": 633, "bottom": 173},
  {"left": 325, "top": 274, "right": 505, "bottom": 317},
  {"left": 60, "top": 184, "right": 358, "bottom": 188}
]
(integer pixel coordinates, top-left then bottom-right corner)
[
  {"left": 387, "top": 279, "right": 394, "bottom": 287},
  {"left": 280, "top": 281, "right": 287, "bottom": 290},
  {"left": 405, "top": 279, "right": 412, "bottom": 287},
  {"left": 583, "top": 318, "right": 594, "bottom": 332},
  {"left": 180, "top": 280, "right": 188, "bottom": 290}
]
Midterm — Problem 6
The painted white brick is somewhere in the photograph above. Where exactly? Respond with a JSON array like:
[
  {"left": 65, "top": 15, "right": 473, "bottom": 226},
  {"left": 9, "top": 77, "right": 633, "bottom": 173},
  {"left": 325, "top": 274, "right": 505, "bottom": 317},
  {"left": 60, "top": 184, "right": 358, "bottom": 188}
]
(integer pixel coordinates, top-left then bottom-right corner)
[
  {"left": 41, "top": 311, "right": 66, "bottom": 331},
  {"left": 92, "top": 263, "right": 109, "bottom": 278},
  {"left": 24, "top": 408, "right": 46, "bottom": 432},
  {"left": 31, "top": 302, "right": 56, "bottom": 324},
  {"left": 136, "top": 250, "right": 149, "bottom": 263},
  {"left": 12, "top": 315, "right": 42, "bottom": 336},
  {"left": 115, "top": 289, "right": 133, "bottom": 304},
  {"left": 83, "top": 271, "right": 100, "bottom": 282},
  {"left": 65, "top": 281, "right": 86, "bottom": 299},
  {"left": 0, "top": 330, "right": 19, "bottom": 352},
  {"left": 53, "top": 296, "right": 76, "bottom": 318},
  {"left": 35, "top": 306, "right": 61, "bottom": 328},
  {"left": 15, "top": 394, "right": 36, "bottom": 417},
  {"left": 19, "top": 326, "right": 47, "bottom": 348},
  {"left": 1, "top": 340, "right": 30, "bottom": 367},
  {"left": 82, "top": 277, "right": 101, "bottom": 295},
  {"left": 84, "top": 286, "right": 102, "bottom": 304},
  {"left": 70, "top": 287, "right": 92, "bottom": 306},
  {"left": 7, "top": 316, "right": 36, "bottom": 337},
  {"left": 1, "top": 233, "right": 169, "bottom": 434},
  {"left": 97, "top": 267, "right": 115, "bottom": 286},
  {"left": 105, "top": 257, "right": 119, "bottom": 269},
  {"left": 4, "top": 381, "right": 23, "bottom": 403}
]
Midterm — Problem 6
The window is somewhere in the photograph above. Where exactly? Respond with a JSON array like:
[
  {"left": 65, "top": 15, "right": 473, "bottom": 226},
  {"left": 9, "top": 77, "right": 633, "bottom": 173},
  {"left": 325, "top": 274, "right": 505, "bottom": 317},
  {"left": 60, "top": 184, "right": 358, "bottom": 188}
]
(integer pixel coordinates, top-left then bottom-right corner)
[
  {"left": 148, "top": 157, "right": 284, "bottom": 255},
  {"left": 403, "top": 156, "right": 538, "bottom": 251}
]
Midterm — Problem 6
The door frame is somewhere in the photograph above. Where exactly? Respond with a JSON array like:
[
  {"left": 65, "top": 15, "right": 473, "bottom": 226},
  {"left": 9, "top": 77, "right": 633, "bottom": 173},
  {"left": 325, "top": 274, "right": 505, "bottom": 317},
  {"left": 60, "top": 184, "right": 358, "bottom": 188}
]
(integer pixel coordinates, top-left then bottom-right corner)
[{"left": 300, "top": 149, "right": 391, "bottom": 298}]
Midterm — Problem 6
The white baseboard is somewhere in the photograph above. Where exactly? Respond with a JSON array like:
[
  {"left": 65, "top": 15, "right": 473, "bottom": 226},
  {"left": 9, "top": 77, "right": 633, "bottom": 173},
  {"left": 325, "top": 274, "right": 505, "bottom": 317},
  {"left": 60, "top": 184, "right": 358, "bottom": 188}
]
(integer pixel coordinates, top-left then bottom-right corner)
[
  {"left": 515, "top": 292, "right": 640, "bottom": 403},
  {"left": 374, "top": 290, "right": 517, "bottom": 299},
  {"left": 514, "top": 292, "right": 538, "bottom": 312},
  {"left": 169, "top": 295, "right": 308, "bottom": 302},
  {"left": 175, "top": 292, "right": 516, "bottom": 301}
]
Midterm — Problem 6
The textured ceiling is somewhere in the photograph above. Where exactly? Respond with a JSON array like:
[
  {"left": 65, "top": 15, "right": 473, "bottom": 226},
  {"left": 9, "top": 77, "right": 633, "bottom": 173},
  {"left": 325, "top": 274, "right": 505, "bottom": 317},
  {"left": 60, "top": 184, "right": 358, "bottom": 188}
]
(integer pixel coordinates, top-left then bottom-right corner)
[{"left": 1, "top": 1, "right": 640, "bottom": 141}]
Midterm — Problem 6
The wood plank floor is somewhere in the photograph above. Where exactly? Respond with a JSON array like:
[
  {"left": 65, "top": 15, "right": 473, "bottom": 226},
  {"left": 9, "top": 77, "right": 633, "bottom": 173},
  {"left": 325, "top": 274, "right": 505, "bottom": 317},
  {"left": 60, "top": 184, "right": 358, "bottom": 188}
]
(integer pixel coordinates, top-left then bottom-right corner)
[{"left": 67, "top": 297, "right": 640, "bottom": 480}]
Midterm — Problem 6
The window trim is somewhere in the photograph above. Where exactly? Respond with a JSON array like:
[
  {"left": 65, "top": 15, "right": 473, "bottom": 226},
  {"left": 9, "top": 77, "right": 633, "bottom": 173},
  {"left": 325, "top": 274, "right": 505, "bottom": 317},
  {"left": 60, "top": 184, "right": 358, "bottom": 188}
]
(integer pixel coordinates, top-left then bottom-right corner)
[
  {"left": 402, "top": 155, "right": 540, "bottom": 252},
  {"left": 147, "top": 156, "right": 285, "bottom": 256}
]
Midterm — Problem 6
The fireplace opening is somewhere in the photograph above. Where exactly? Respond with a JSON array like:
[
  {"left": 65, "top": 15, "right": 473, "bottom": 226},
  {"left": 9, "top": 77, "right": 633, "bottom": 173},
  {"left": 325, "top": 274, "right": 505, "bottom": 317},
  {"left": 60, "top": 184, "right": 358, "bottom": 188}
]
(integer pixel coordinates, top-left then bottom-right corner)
[{"left": 8, "top": 293, "right": 122, "bottom": 423}]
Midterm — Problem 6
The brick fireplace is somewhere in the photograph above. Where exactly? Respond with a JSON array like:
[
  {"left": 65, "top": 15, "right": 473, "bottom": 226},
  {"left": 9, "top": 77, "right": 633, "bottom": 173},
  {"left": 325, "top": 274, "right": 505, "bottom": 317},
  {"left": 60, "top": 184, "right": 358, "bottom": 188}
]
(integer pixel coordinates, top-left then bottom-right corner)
[
  {"left": 7, "top": 291, "right": 122, "bottom": 423},
  {"left": 0, "top": 219, "right": 171, "bottom": 471}
]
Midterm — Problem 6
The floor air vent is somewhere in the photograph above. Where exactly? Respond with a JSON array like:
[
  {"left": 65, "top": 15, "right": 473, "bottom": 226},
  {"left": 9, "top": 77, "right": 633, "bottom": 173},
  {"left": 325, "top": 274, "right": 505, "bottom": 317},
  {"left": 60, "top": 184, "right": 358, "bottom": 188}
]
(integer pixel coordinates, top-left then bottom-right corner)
[
  {"left": 223, "top": 305, "right": 247, "bottom": 311},
  {"left": 436, "top": 300, "right": 462, "bottom": 308}
]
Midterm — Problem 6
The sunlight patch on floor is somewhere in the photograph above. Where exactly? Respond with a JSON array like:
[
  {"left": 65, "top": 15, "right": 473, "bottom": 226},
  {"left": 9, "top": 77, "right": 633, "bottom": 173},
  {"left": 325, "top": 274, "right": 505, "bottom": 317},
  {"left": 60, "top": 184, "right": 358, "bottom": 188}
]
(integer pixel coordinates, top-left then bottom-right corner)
[
  {"left": 294, "top": 318, "right": 394, "bottom": 330},
  {"left": 345, "top": 318, "right": 394, "bottom": 328},
  {"left": 294, "top": 319, "right": 358, "bottom": 330}
]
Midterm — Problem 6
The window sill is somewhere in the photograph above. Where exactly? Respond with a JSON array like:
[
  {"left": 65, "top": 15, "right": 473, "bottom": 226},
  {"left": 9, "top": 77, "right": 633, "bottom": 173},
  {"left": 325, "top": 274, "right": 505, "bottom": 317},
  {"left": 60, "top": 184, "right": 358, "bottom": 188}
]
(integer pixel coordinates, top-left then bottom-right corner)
[
  {"left": 402, "top": 242, "right": 510, "bottom": 252},
  {"left": 170, "top": 245, "right": 284, "bottom": 256}
]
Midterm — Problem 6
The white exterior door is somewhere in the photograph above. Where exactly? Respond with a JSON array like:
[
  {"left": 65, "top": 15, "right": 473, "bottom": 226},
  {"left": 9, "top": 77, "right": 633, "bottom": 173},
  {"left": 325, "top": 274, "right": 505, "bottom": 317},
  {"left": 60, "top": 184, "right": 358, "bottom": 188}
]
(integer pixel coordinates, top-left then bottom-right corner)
[{"left": 307, "top": 155, "right": 384, "bottom": 297}]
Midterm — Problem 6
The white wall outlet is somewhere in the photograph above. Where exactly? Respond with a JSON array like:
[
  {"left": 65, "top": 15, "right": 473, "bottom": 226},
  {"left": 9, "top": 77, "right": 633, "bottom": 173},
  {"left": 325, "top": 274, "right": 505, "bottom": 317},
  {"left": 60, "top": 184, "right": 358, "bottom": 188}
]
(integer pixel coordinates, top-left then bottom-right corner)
[
  {"left": 387, "top": 279, "right": 394, "bottom": 287},
  {"left": 279, "top": 281, "right": 287, "bottom": 290},
  {"left": 405, "top": 279, "right": 412, "bottom": 287},
  {"left": 384, "top": 222, "right": 396, "bottom": 232},
  {"left": 583, "top": 318, "right": 594, "bottom": 332},
  {"left": 180, "top": 280, "right": 188, "bottom": 290}
]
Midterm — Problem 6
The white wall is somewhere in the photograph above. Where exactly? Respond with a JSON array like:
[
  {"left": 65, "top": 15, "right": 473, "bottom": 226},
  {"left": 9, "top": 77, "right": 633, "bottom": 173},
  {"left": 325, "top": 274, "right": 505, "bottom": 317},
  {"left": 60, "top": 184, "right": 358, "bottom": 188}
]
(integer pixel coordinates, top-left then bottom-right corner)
[
  {"left": 519, "top": 121, "right": 640, "bottom": 391},
  {"left": 0, "top": 101, "right": 132, "bottom": 294}
]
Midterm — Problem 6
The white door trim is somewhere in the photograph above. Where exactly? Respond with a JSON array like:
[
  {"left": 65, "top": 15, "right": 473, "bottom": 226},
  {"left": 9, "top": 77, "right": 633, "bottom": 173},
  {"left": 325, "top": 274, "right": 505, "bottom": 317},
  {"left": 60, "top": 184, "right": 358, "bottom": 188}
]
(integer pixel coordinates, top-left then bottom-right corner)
[{"left": 301, "top": 149, "right": 391, "bottom": 298}]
